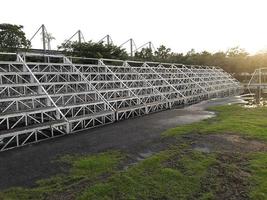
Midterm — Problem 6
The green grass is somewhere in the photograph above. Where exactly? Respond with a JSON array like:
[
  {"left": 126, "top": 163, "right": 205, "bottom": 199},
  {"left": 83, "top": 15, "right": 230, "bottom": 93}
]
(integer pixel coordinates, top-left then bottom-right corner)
[
  {"left": 163, "top": 104, "right": 267, "bottom": 141},
  {"left": 0, "top": 151, "right": 123, "bottom": 200},
  {"left": 249, "top": 152, "right": 267, "bottom": 200},
  {"left": 162, "top": 104, "right": 267, "bottom": 199},
  {"left": 1, "top": 104, "right": 267, "bottom": 200},
  {"left": 79, "top": 146, "right": 216, "bottom": 200}
]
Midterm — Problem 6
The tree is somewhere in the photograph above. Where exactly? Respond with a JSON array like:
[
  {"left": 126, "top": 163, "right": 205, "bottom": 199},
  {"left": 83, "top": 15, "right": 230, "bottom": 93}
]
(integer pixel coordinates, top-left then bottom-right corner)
[
  {"left": 135, "top": 47, "right": 154, "bottom": 60},
  {"left": 224, "top": 46, "right": 249, "bottom": 73},
  {"left": 59, "top": 41, "right": 128, "bottom": 60},
  {"left": 154, "top": 45, "right": 171, "bottom": 61},
  {"left": 0, "top": 23, "right": 30, "bottom": 52},
  {"left": 226, "top": 46, "right": 248, "bottom": 57},
  {"left": 168, "top": 52, "right": 187, "bottom": 64}
]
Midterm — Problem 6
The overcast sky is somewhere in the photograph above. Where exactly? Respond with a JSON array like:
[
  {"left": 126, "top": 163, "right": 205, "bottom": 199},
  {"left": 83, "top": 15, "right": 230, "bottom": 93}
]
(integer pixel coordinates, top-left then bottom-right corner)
[{"left": 1, "top": 0, "right": 267, "bottom": 54}]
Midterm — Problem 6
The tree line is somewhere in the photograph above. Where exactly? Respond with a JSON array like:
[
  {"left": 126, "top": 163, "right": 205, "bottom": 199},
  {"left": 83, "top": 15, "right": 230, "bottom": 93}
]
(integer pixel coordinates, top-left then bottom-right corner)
[{"left": 1, "top": 23, "right": 267, "bottom": 81}]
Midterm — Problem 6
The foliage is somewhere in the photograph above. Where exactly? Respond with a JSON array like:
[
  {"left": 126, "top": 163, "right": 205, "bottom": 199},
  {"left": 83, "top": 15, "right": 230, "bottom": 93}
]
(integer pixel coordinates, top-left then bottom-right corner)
[
  {"left": 134, "top": 45, "right": 266, "bottom": 82},
  {"left": 163, "top": 104, "right": 267, "bottom": 199},
  {"left": 0, "top": 151, "right": 123, "bottom": 200},
  {"left": 58, "top": 41, "right": 128, "bottom": 60},
  {"left": 57, "top": 41, "right": 267, "bottom": 80},
  {"left": 1, "top": 22, "right": 264, "bottom": 80},
  {"left": 163, "top": 104, "right": 267, "bottom": 141},
  {"left": 154, "top": 45, "right": 171, "bottom": 61},
  {"left": 249, "top": 152, "right": 267, "bottom": 200},
  {"left": 79, "top": 146, "right": 215, "bottom": 200},
  {"left": 134, "top": 47, "right": 154, "bottom": 60},
  {"left": 0, "top": 23, "right": 30, "bottom": 52},
  {"left": 1, "top": 22, "right": 267, "bottom": 79},
  {"left": 2, "top": 104, "right": 267, "bottom": 199}
]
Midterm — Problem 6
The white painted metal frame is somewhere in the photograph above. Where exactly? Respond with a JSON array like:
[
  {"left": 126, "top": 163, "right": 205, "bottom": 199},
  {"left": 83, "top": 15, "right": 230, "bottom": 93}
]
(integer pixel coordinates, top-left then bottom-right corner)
[{"left": 0, "top": 52, "right": 241, "bottom": 151}]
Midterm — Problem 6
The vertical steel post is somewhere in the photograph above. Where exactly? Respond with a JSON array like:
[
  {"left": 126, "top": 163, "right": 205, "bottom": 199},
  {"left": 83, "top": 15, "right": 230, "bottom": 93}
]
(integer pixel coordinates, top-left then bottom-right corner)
[
  {"left": 41, "top": 24, "right": 46, "bottom": 52},
  {"left": 78, "top": 30, "right": 82, "bottom": 44},
  {"left": 130, "top": 38, "right": 133, "bottom": 57},
  {"left": 107, "top": 35, "right": 110, "bottom": 46}
]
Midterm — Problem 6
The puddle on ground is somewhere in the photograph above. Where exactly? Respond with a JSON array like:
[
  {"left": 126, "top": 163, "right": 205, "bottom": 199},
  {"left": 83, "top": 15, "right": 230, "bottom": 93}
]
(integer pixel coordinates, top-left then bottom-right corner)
[
  {"left": 123, "top": 150, "right": 155, "bottom": 170},
  {"left": 158, "top": 97, "right": 248, "bottom": 126},
  {"left": 139, "top": 151, "right": 154, "bottom": 159},
  {"left": 193, "top": 146, "right": 211, "bottom": 153},
  {"left": 162, "top": 112, "right": 215, "bottom": 126},
  {"left": 192, "top": 144, "right": 211, "bottom": 153},
  {"left": 136, "top": 150, "right": 154, "bottom": 161}
]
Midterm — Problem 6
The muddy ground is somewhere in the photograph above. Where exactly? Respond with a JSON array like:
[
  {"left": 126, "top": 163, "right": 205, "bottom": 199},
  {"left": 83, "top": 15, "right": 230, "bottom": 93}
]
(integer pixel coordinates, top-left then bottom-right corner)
[
  {"left": 0, "top": 97, "right": 245, "bottom": 190},
  {"left": 46, "top": 133, "right": 267, "bottom": 200},
  {"left": 187, "top": 133, "right": 267, "bottom": 200}
]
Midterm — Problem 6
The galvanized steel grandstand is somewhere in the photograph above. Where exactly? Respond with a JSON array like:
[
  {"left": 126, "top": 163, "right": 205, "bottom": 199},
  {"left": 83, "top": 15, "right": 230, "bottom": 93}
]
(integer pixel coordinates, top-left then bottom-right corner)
[{"left": 0, "top": 52, "right": 241, "bottom": 151}]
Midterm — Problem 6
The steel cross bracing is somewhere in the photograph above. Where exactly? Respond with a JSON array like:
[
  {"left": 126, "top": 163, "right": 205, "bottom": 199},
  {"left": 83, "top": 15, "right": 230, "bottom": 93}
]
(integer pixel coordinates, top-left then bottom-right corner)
[
  {"left": 247, "top": 68, "right": 267, "bottom": 96},
  {"left": 189, "top": 65, "right": 240, "bottom": 96},
  {"left": 129, "top": 62, "right": 186, "bottom": 108},
  {"left": 102, "top": 60, "right": 171, "bottom": 117},
  {"left": 0, "top": 54, "right": 69, "bottom": 151},
  {"left": 141, "top": 63, "right": 186, "bottom": 104},
  {"left": 123, "top": 61, "right": 172, "bottom": 108},
  {"left": 156, "top": 63, "right": 208, "bottom": 104},
  {"left": 142, "top": 63, "right": 208, "bottom": 105},
  {"left": 69, "top": 59, "right": 147, "bottom": 121},
  {"left": 0, "top": 52, "right": 241, "bottom": 151},
  {"left": 174, "top": 65, "right": 240, "bottom": 99},
  {"left": 187, "top": 66, "right": 218, "bottom": 96},
  {"left": 181, "top": 66, "right": 218, "bottom": 98}
]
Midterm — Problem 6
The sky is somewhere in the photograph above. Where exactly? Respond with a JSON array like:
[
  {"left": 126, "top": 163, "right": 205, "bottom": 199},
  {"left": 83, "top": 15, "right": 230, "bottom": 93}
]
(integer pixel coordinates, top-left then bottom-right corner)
[{"left": 1, "top": 0, "right": 267, "bottom": 54}]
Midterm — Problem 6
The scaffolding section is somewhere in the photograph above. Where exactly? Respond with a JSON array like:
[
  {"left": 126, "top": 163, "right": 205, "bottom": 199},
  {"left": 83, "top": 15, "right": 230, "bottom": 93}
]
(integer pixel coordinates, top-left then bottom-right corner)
[
  {"left": 0, "top": 52, "right": 241, "bottom": 151},
  {"left": 247, "top": 68, "right": 267, "bottom": 103}
]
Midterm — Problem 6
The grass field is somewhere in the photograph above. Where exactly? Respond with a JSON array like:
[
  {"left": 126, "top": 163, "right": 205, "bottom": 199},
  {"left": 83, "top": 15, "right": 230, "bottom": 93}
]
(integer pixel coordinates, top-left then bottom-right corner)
[
  {"left": 163, "top": 104, "right": 267, "bottom": 141},
  {"left": 1, "top": 104, "right": 267, "bottom": 200},
  {"left": 79, "top": 146, "right": 216, "bottom": 200},
  {"left": 249, "top": 153, "right": 267, "bottom": 200},
  {"left": 0, "top": 151, "right": 124, "bottom": 200}
]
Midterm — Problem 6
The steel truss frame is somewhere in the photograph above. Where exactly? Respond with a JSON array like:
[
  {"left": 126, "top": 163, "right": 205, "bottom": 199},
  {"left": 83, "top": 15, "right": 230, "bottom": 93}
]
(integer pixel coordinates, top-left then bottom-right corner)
[
  {"left": 247, "top": 68, "right": 267, "bottom": 97},
  {"left": 0, "top": 52, "right": 241, "bottom": 151}
]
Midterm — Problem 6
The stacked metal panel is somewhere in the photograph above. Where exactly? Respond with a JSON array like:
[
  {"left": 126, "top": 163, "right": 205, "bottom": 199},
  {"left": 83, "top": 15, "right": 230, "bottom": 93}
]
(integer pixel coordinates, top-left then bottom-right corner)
[{"left": 0, "top": 53, "right": 240, "bottom": 151}]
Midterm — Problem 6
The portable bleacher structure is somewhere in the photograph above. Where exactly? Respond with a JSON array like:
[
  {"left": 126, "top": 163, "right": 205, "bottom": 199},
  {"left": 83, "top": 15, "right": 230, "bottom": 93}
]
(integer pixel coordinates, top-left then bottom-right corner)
[{"left": 0, "top": 52, "right": 241, "bottom": 151}]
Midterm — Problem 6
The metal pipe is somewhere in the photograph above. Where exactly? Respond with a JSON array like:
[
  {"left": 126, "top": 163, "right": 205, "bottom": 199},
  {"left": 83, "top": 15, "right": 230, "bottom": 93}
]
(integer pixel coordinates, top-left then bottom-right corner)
[
  {"left": 41, "top": 24, "right": 46, "bottom": 52},
  {"left": 130, "top": 39, "right": 133, "bottom": 57},
  {"left": 78, "top": 30, "right": 81, "bottom": 44}
]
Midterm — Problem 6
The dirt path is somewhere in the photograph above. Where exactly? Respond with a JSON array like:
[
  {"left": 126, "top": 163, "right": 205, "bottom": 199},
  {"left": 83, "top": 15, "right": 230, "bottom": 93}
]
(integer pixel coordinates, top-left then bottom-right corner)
[{"left": 0, "top": 97, "right": 243, "bottom": 190}]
